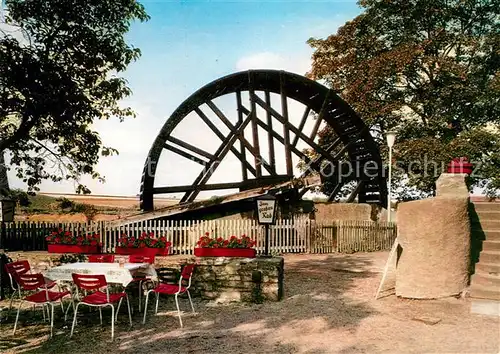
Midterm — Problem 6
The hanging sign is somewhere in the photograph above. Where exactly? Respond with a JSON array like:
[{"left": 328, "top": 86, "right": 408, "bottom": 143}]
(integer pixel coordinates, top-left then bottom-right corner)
[{"left": 256, "top": 197, "right": 276, "bottom": 225}]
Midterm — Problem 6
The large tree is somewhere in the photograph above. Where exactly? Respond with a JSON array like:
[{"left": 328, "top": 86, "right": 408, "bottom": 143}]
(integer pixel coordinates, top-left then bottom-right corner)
[
  {"left": 307, "top": 0, "right": 500, "bottom": 200},
  {"left": 0, "top": 0, "right": 149, "bottom": 194}
]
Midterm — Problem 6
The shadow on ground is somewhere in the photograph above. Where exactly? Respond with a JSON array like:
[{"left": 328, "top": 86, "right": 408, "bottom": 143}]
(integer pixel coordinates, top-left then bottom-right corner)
[{"left": 0, "top": 254, "right": 378, "bottom": 354}]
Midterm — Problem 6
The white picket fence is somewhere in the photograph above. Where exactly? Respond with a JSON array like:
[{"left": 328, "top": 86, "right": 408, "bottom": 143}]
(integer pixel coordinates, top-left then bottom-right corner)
[{"left": 1, "top": 219, "right": 396, "bottom": 254}]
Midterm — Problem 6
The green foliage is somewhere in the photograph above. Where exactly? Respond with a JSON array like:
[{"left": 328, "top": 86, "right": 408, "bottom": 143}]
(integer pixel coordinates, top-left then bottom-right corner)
[
  {"left": 74, "top": 203, "right": 98, "bottom": 221},
  {"left": 0, "top": 0, "right": 149, "bottom": 194},
  {"left": 308, "top": 0, "right": 500, "bottom": 199},
  {"left": 6, "top": 188, "right": 30, "bottom": 206},
  {"left": 1, "top": 253, "right": 14, "bottom": 293},
  {"left": 56, "top": 197, "right": 74, "bottom": 210},
  {"left": 197, "top": 233, "right": 257, "bottom": 249},
  {"left": 56, "top": 198, "right": 98, "bottom": 220},
  {"left": 117, "top": 232, "right": 170, "bottom": 249},
  {"left": 22, "top": 193, "right": 59, "bottom": 213},
  {"left": 58, "top": 253, "right": 86, "bottom": 264},
  {"left": 46, "top": 229, "right": 100, "bottom": 246},
  {"left": 251, "top": 284, "right": 264, "bottom": 304}
]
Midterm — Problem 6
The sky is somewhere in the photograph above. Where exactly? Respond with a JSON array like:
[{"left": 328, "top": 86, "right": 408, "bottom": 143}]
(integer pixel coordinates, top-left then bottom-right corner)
[{"left": 7, "top": 0, "right": 363, "bottom": 198}]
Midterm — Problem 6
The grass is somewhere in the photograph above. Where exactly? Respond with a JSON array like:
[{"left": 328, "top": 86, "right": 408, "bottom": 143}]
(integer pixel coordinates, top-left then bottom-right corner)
[
  {"left": 17, "top": 194, "right": 59, "bottom": 214},
  {"left": 15, "top": 194, "right": 124, "bottom": 215}
]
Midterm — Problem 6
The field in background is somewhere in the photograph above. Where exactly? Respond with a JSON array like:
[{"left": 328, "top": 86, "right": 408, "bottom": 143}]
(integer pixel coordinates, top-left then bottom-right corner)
[
  {"left": 37, "top": 193, "right": 179, "bottom": 209},
  {"left": 13, "top": 193, "right": 180, "bottom": 222}
]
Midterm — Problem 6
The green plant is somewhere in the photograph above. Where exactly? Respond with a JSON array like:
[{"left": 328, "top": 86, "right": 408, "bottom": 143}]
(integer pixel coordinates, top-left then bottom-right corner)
[
  {"left": 45, "top": 228, "right": 101, "bottom": 247},
  {"left": 117, "top": 232, "right": 171, "bottom": 249},
  {"left": 78, "top": 204, "right": 98, "bottom": 221},
  {"left": 307, "top": 0, "right": 500, "bottom": 199},
  {"left": 196, "top": 233, "right": 256, "bottom": 249},
  {"left": 251, "top": 284, "right": 264, "bottom": 304},
  {"left": 8, "top": 189, "right": 31, "bottom": 207},
  {"left": 57, "top": 197, "right": 75, "bottom": 210},
  {"left": 0, "top": 0, "right": 149, "bottom": 194},
  {"left": 1, "top": 253, "right": 14, "bottom": 295},
  {"left": 58, "top": 253, "right": 86, "bottom": 264}
]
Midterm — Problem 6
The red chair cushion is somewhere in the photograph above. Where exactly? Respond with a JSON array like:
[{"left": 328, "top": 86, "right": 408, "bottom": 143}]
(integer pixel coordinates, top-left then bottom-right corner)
[
  {"left": 25, "top": 290, "right": 70, "bottom": 303},
  {"left": 45, "top": 280, "right": 57, "bottom": 289},
  {"left": 154, "top": 283, "right": 186, "bottom": 295},
  {"left": 81, "top": 291, "right": 126, "bottom": 305}
]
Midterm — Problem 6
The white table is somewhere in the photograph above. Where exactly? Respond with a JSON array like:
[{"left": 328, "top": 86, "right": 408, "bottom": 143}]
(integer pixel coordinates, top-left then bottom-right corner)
[{"left": 44, "top": 262, "right": 157, "bottom": 287}]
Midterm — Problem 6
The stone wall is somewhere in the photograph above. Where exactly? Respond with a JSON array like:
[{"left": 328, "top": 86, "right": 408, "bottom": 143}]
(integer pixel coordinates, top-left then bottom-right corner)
[
  {"left": 188, "top": 256, "right": 284, "bottom": 303},
  {"left": 3, "top": 251, "right": 284, "bottom": 303},
  {"left": 313, "top": 202, "right": 375, "bottom": 221}
]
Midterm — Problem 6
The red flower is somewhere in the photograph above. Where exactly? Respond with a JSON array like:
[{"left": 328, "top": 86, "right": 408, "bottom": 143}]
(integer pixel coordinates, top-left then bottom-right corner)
[{"left": 195, "top": 233, "right": 256, "bottom": 249}]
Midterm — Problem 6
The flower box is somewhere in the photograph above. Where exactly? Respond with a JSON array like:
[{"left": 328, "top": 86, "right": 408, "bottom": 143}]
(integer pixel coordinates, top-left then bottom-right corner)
[
  {"left": 116, "top": 233, "right": 171, "bottom": 256},
  {"left": 194, "top": 247, "right": 256, "bottom": 258},
  {"left": 115, "top": 246, "right": 170, "bottom": 256},
  {"left": 48, "top": 244, "right": 101, "bottom": 254},
  {"left": 46, "top": 229, "right": 101, "bottom": 254}
]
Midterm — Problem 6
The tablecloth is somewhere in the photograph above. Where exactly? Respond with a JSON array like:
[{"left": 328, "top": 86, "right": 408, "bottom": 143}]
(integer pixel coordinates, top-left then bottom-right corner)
[{"left": 44, "top": 262, "right": 157, "bottom": 287}]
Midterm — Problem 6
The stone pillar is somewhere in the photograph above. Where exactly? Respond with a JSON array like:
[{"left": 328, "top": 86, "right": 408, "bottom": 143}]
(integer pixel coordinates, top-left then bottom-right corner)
[{"left": 396, "top": 173, "right": 470, "bottom": 299}]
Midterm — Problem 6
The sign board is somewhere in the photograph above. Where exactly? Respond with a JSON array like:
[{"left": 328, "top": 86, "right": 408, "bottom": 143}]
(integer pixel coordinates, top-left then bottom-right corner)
[
  {"left": 257, "top": 199, "right": 276, "bottom": 224},
  {"left": 0, "top": 199, "right": 15, "bottom": 222}
]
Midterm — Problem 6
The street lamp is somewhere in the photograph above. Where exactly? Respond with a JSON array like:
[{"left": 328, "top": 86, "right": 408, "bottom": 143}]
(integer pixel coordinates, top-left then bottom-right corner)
[
  {"left": 256, "top": 194, "right": 277, "bottom": 257},
  {"left": 386, "top": 131, "right": 396, "bottom": 223}
]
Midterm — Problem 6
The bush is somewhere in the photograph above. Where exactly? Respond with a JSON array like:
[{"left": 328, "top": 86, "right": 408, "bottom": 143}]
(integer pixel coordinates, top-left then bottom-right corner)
[
  {"left": 57, "top": 197, "right": 75, "bottom": 210},
  {"left": 7, "top": 189, "right": 31, "bottom": 207}
]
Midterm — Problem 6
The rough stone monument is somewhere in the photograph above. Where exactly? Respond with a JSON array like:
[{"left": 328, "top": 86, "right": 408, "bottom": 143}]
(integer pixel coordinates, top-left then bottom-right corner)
[{"left": 396, "top": 173, "right": 471, "bottom": 299}]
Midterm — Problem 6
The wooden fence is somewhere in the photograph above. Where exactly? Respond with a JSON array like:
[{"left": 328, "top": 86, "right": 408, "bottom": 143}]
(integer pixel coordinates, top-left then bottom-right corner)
[{"left": 0, "top": 219, "right": 397, "bottom": 255}]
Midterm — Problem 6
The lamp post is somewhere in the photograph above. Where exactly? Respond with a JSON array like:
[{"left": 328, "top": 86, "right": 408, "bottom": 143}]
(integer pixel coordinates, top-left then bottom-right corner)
[
  {"left": 386, "top": 131, "right": 396, "bottom": 223},
  {"left": 256, "top": 194, "right": 277, "bottom": 257}
]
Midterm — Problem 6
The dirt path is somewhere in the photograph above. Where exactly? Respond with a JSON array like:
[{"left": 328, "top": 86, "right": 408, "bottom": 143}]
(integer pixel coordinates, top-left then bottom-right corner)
[{"left": 1, "top": 252, "right": 498, "bottom": 353}]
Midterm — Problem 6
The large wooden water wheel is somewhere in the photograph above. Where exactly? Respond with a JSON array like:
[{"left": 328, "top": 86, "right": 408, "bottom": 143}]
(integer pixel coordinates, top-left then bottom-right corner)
[{"left": 140, "top": 70, "right": 387, "bottom": 211}]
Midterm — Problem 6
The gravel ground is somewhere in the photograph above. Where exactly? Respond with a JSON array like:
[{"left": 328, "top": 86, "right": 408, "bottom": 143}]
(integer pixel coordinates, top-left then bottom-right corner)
[{"left": 1, "top": 252, "right": 499, "bottom": 354}]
